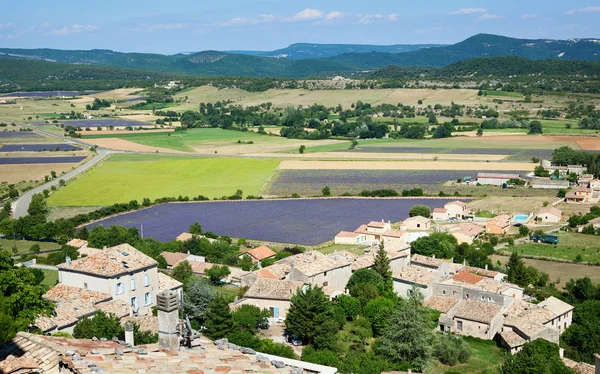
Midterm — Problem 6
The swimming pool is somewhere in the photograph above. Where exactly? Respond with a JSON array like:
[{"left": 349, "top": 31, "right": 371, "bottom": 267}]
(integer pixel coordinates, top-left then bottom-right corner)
[{"left": 513, "top": 214, "right": 529, "bottom": 222}]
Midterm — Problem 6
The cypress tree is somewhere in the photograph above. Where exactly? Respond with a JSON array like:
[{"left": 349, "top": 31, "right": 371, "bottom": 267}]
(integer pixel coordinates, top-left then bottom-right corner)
[{"left": 204, "top": 296, "right": 234, "bottom": 339}]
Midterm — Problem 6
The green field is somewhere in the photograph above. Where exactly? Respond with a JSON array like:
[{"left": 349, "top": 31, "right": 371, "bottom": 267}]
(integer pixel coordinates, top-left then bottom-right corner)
[
  {"left": 39, "top": 269, "right": 59, "bottom": 289},
  {"left": 503, "top": 232, "right": 600, "bottom": 264},
  {"left": 429, "top": 336, "right": 505, "bottom": 374},
  {"left": 0, "top": 239, "right": 61, "bottom": 254},
  {"left": 47, "top": 154, "right": 280, "bottom": 206},
  {"left": 482, "top": 90, "right": 524, "bottom": 98},
  {"left": 82, "top": 128, "right": 312, "bottom": 152}
]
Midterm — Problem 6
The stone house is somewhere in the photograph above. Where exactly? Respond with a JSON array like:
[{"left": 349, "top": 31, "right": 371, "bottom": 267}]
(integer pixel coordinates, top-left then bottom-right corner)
[
  {"left": 401, "top": 216, "right": 431, "bottom": 230},
  {"left": 535, "top": 207, "right": 562, "bottom": 223},
  {"left": 232, "top": 278, "right": 304, "bottom": 319}
]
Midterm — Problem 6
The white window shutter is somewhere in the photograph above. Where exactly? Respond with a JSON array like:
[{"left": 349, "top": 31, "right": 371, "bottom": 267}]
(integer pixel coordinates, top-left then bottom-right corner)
[{"left": 149, "top": 291, "right": 154, "bottom": 304}]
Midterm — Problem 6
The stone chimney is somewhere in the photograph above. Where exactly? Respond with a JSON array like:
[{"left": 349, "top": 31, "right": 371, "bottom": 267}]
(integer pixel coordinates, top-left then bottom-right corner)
[
  {"left": 594, "top": 353, "right": 599, "bottom": 374},
  {"left": 157, "top": 290, "right": 180, "bottom": 351},
  {"left": 124, "top": 322, "right": 134, "bottom": 346}
]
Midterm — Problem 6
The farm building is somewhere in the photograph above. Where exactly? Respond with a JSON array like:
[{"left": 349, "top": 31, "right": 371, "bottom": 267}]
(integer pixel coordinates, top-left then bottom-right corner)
[
  {"left": 231, "top": 278, "right": 304, "bottom": 319},
  {"left": 530, "top": 179, "right": 570, "bottom": 189},
  {"left": 335, "top": 231, "right": 367, "bottom": 245},
  {"left": 476, "top": 172, "right": 521, "bottom": 186},
  {"left": 401, "top": 216, "right": 431, "bottom": 230},
  {"left": 243, "top": 245, "right": 276, "bottom": 263},
  {"left": 486, "top": 214, "right": 511, "bottom": 234},
  {"left": 448, "top": 223, "right": 485, "bottom": 244},
  {"left": 535, "top": 207, "right": 563, "bottom": 223},
  {"left": 567, "top": 165, "right": 586, "bottom": 175}
]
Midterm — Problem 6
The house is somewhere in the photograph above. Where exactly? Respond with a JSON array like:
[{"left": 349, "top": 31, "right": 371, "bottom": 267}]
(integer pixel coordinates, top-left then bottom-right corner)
[
  {"left": 568, "top": 165, "right": 586, "bottom": 175},
  {"left": 331, "top": 244, "right": 411, "bottom": 273},
  {"left": 232, "top": 278, "right": 304, "bottom": 319},
  {"left": 449, "top": 223, "right": 485, "bottom": 244},
  {"left": 66, "top": 238, "right": 88, "bottom": 248},
  {"left": 243, "top": 245, "right": 276, "bottom": 263},
  {"left": 477, "top": 172, "right": 521, "bottom": 186},
  {"left": 175, "top": 232, "right": 216, "bottom": 243},
  {"left": 500, "top": 297, "right": 574, "bottom": 354},
  {"left": 566, "top": 188, "right": 600, "bottom": 204},
  {"left": 160, "top": 251, "right": 205, "bottom": 269},
  {"left": 392, "top": 267, "right": 439, "bottom": 299},
  {"left": 183, "top": 261, "right": 248, "bottom": 285},
  {"left": 445, "top": 201, "right": 470, "bottom": 219},
  {"left": 335, "top": 231, "right": 367, "bottom": 245},
  {"left": 56, "top": 244, "right": 160, "bottom": 316},
  {"left": 530, "top": 179, "right": 570, "bottom": 189},
  {"left": 432, "top": 208, "right": 449, "bottom": 221},
  {"left": 535, "top": 207, "right": 562, "bottom": 223},
  {"left": 589, "top": 179, "right": 600, "bottom": 192},
  {"left": 66, "top": 239, "right": 102, "bottom": 257},
  {"left": 381, "top": 229, "right": 407, "bottom": 248},
  {"left": 451, "top": 300, "right": 504, "bottom": 340},
  {"left": 288, "top": 256, "right": 352, "bottom": 294},
  {"left": 241, "top": 251, "right": 327, "bottom": 287},
  {"left": 401, "top": 216, "right": 431, "bottom": 230},
  {"left": 353, "top": 220, "right": 392, "bottom": 242},
  {"left": 486, "top": 214, "right": 511, "bottom": 234},
  {"left": 588, "top": 217, "right": 600, "bottom": 229}
]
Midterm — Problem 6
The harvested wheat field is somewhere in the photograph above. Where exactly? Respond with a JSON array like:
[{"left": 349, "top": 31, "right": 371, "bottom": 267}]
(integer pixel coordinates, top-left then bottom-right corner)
[
  {"left": 448, "top": 135, "right": 599, "bottom": 150},
  {"left": 378, "top": 88, "right": 480, "bottom": 106},
  {"left": 191, "top": 139, "right": 343, "bottom": 155},
  {"left": 277, "top": 160, "right": 535, "bottom": 171},
  {"left": 70, "top": 88, "right": 142, "bottom": 104},
  {"left": 85, "top": 138, "right": 187, "bottom": 154},
  {"left": 0, "top": 163, "right": 79, "bottom": 183}
]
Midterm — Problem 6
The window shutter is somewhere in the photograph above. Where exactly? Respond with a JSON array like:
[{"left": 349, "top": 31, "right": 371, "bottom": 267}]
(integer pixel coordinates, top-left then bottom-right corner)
[
  {"left": 115, "top": 284, "right": 119, "bottom": 294},
  {"left": 131, "top": 278, "right": 136, "bottom": 290},
  {"left": 149, "top": 291, "right": 154, "bottom": 304}
]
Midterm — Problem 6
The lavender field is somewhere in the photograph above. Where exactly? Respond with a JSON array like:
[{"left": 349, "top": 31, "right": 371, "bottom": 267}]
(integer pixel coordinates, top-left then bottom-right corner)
[
  {"left": 266, "top": 169, "right": 529, "bottom": 196},
  {"left": 0, "top": 132, "right": 42, "bottom": 138},
  {"left": 86, "top": 198, "right": 459, "bottom": 245},
  {"left": 1, "top": 143, "right": 82, "bottom": 152},
  {"left": 0, "top": 156, "right": 86, "bottom": 164},
  {"left": 58, "top": 119, "right": 152, "bottom": 128},
  {"left": 337, "top": 147, "right": 554, "bottom": 160},
  {"left": 0, "top": 91, "right": 100, "bottom": 97}
]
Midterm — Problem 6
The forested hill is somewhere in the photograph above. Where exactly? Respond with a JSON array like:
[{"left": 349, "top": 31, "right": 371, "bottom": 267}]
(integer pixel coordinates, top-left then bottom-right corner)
[
  {"left": 329, "top": 34, "right": 600, "bottom": 68},
  {"left": 1, "top": 34, "right": 600, "bottom": 78}
]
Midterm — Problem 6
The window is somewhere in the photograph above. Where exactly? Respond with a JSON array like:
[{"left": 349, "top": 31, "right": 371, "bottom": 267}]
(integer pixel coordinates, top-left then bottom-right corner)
[
  {"left": 131, "top": 279, "right": 136, "bottom": 291},
  {"left": 116, "top": 283, "right": 124, "bottom": 295},
  {"left": 144, "top": 273, "right": 150, "bottom": 287},
  {"left": 323, "top": 281, "right": 328, "bottom": 287},
  {"left": 144, "top": 292, "right": 151, "bottom": 306},
  {"left": 324, "top": 272, "right": 328, "bottom": 277},
  {"left": 442, "top": 290, "right": 446, "bottom": 295},
  {"left": 131, "top": 297, "right": 139, "bottom": 311},
  {"left": 84, "top": 282, "right": 88, "bottom": 289},
  {"left": 457, "top": 321, "right": 463, "bottom": 331}
]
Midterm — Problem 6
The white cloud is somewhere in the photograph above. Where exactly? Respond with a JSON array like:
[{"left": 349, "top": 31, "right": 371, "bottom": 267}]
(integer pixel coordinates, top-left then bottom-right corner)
[
  {"left": 357, "top": 13, "right": 399, "bottom": 24},
  {"left": 0, "top": 23, "right": 13, "bottom": 29},
  {"left": 520, "top": 13, "right": 539, "bottom": 19},
  {"left": 50, "top": 24, "right": 99, "bottom": 36},
  {"left": 564, "top": 6, "right": 600, "bottom": 15},
  {"left": 449, "top": 8, "right": 487, "bottom": 15},
  {"left": 284, "top": 8, "right": 325, "bottom": 22},
  {"left": 40, "top": 22, "right": 51, "bottom": 28},
  {"left": 324, "top": 11, "right": 346, "bottom": 20},
  {"left": 222, "top": 14, "right": 276, "bottom": 26},
  {"left": 477, "top": 13, "right": 504, "bottom": 21},
  {"left": 130, "top": 23, "right": 192, "bottom": 32}
]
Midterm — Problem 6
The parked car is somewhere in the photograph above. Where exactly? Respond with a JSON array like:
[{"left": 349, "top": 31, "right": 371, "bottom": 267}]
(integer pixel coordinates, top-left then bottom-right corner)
[
  {"left": 448, "top": 217, "right": 457, "bottom": 222},
  {"left": 287, "top": 335, "right": 302, "bottom": 346},
  {"left": 257, "top": 318, "right": 269, "bottom": 330},
  {"left": 531, "top": 234, "right": 559, "bottom": 244}
]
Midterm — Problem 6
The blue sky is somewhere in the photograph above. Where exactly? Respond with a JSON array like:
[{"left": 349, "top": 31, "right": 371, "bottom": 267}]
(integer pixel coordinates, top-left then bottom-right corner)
[{"left": 1, "top": 1, "right": 600, "bottom": 54}]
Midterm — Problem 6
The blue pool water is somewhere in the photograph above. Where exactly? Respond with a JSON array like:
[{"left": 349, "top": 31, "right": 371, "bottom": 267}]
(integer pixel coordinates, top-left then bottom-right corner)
[{"left": 513, "top": 215, "right": 528, "bottom": 221}]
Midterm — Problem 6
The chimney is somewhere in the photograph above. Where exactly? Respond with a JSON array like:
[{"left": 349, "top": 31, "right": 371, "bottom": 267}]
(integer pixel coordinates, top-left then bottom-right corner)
[
  {"left": 157, "top": 290, "right": 180, "bottom": 351},
  {"left": 485, "top": 264, "right": 488, "bottom": 270},
  {"left": 124, "top": 321, "right": 134, "bottom": 346},
  {"left": 594, "top": 353, "right": 600, "bottom": 374}
]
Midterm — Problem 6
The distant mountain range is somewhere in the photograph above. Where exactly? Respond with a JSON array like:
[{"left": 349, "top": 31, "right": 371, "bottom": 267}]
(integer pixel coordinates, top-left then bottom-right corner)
[
  {"left": 225, "top": 43, "right": 445, "bottom": 59},
  {"left": 1, "top": 34, "right": 599, "bottom": 78}
]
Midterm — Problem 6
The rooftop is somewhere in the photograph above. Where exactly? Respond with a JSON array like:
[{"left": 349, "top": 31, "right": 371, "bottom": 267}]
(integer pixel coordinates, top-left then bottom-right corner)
[
  {"left": 411, "top": 254, "right": 443, "bottom": 268},
  {"left": 247, "top": 246, "right": 276, "bottom": 261},
  {"left": 424, "top": 296, "right": 460, "bottom": 313},
  {"left": 538, "top": 296, "right": 574, "bottom": 316},
  {"left": 433, "top": 208, "right": 447, "bottom": 213},
  {"left": 477, "top": 172, "right": 520, "bottom": 179},
  {"left": 244, "top": 278, "right": 304, "bottom": 300},
  {"left": 367, "top": 221, "right": 388, "bottom": 228},
  {"left": 160, "top": 251, "right": 190, "bottom": 267},
  {"left": 461, "top": 266, "right": 501, "bottom": 279},
  {"left": 446, "top": 200, "right": 467, "bottom": 208},
  {"left": 158, "top": 272, "right": 183, "bottom": 292},
  {"left": 382, "top": 229, "right": 405, "bottom": 238},
  {"left": 336, "top": 231, "right": 362, "bottom": 238},
  {"left": 454, "top": 300, "right": 502, "bottom": 324},
  {"left": 57, "top": 244, "right": 157, "bottom": 278},
  {"left": 537, "top": 207, "right": 562, "bottom": 217},
  {"left": 43, "top": 284, "right": 111, "bottom": 304},
  {"left": 452, "top": 271, "right": 486, "bottom": 285},
  {"left": 499, "top": 330, "right": 527, "bottom": 348},
  {"left": 392, "top": 267, "right": 438, "bottom": 286},
  {"left": 452, "top": 223, "right": 485, "bottom": 237},
  {"left": 404, "top": 216, "right": 430, "bottom": 224},
  {"left": 66, "top": 238, "right": 88, "bottom": 248},
  {"left": 294, "top": 257, "right": 350, "bottom": 277},
  {"left": 503, "top": 299, "right": 558, "bottom": 337}
]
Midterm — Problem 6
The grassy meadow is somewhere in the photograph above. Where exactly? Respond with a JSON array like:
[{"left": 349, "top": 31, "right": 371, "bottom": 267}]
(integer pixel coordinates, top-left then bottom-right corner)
[
  {"left": 46, "top": 154, "right": 280, "bottom": 206},
  {"left": 429, "top": 337, "right": 505, "bottom": 374},
  {"left": 0, "top": 239, "right": 61, "bottom": 254},
  {"left": 502, "top": 232, "right": 600, "bottom": 264}
]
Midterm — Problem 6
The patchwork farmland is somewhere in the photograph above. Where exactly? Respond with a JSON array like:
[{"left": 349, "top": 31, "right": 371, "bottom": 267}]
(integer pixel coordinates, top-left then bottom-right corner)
[
  {"left": 0, "top": 143, "right": 82, "bottom": 152},
  {"left": 0, "top": 131, "right": 43, "bottom": 138},
  {"left": 86, "top": 198, "right": 461, "bottom": 245},
  {"left": 0, "top": 156, "right": 87, "bottom": 164},
  {"left": 50, "top": 119, "right": 153, "bottom": 128}
]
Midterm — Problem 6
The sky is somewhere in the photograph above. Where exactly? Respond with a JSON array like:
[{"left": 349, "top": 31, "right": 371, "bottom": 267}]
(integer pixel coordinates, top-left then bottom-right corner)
[{"left": 1, "top": 1, "right": 600, "bottom": 54}]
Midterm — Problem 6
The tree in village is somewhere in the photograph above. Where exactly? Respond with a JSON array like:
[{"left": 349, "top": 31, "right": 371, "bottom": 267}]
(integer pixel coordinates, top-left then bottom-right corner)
[
  {"left": 232, "top": 304, "right": 270, "bottom": 333},
  {"left": 408, "top": 205, "right": 431, "bottom": 218},
  {"left": 171, "top": 260, "right": 193, "bottom": 284},
  {"left": 500, "top": 339, "right": 571, "bottom": 374},
  {"left": 373, "top": 241, "right": 393, "bottom": 293},
  {"left": 183, "top": 277, "right": 215, "bottom": 322},
  {"left": 205, "top": 265, "right": 231, "bottom": 284},
  {"left": 347, "top": 268, "right": 384, "bottom": 305},
  {"left": 285, "top": 285, "right": 338, "bottom": 350},
  {"left": 204, "top": 296, "right": 235, "bottom": 339},
  {"left": 0, "top": 251, "right": 54, "bottom": 344},
  {"left": 73, "top": 310, "right": 123, "bottom": 340},
  {"left": 189, "top": 222, "right": 202, "bottom": 235},
  {"left": 375, "top": 295, "right": 436, "bottom": 371}
]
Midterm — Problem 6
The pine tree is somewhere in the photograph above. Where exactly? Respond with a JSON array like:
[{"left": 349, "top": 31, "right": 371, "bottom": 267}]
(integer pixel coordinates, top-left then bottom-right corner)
[
  {"left": 204, "top": 296, "right": 234, "bottom": 339},
  {"left": 373, "top": 240, "right": 393, "bottom": 292}
]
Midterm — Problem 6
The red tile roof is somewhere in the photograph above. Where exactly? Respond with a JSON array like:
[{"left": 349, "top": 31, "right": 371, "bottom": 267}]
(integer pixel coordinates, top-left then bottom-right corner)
[
  {"left": 160, "top": 251, "right": 190, "bottom": 267},
  {"left": 452, "top": 271, "right": 486, "bottom": 285},
  {"left": 247, "top": 246, "right": 276, "bottom": 261}
]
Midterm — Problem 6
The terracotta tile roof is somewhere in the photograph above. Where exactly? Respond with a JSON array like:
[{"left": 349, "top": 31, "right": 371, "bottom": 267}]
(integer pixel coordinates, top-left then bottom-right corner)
[
  {"left": 1, "top": 332, "right": 326, "bottom": 374},
  {"left": 411, "top": 254, "right": 443, "bottom": 268},
  {"left": 35, "top": 299, "right": 98, "bottom": 331},
  {"left": 499, "top": 330, "right": 527, "bottom": 348},
  {"left": 462, "top": 266, "right": 500, "bottom": 278},
  {"left": 160, "top": 251, "right": 190, "bottom": 267},
  {"left": 336, "top": 231, "right": 362, "bottom": 238},
  {"left": 367, "top": 221, "right": 387, "bottom": 228},
  {"left": 382, "top": 229, "right": 405, "bottom": 238},
  {"left": 487, "top": 214, "right": 511, "bottom": 228},
  {"left": 452, "top": 271, "right": 486, "bottom": 285},
  {"left": 562, "top": 358, "right": 595, "bottom": 374},
  {"left": 261, "top": 251, "right": 325, "bottom": 279},
  {"left": 293, "top": 257, "right": 350, "bottom": 277},
  {"left": 392, "top": 267, "right": 438, "bottom": 286},
  {"left": 433, "top": 208, "right": 447, "bottom": 213},
  {"left": 66, "top": 238, "right": 88, "bottom": 248},
  {"left": 453, "top": 223, "right": 485, "bottom": 237},
  {"left": 0, "top": 354, "right": 39, "bottom": 374},
  {"left": 244, "top": 278, "right": 304, "bottom": 300},
  {"left": 58, "top": 244, "right": 157, "bottom": 277},
  {"left": 536, "top": 207, "right": 562, "bottom": 218},
  {"left": 43, "top": 284, "right": 111, "bottom": 304},
  {"left": 477, "top": 172, "right": 521, "bottom": 179},
  {"left": 424, "top": 296, "right": 459, "bottom": 313},
  {"left": 588, "top": 217, "right": 600, "bottom": 225},
  {"left": 404, "top": 216, "right": 430, "bottom": 224},
  {"left": 247, "top": 245, "right": 276, "bottom": 261},
  {"left": 175, "top": 232, "right": 194, "bottom": 241},
  {"left": 454, "top": 300, "right": 502, "bottom": 324},
  {"left": 121, "top": 315, "right": 158, "bottom": 334},
  {"left": 158, "top": 272, "right": 183, "bottom": 291},
  {"left": 503, "top": 300, "right": 557, "bottom": 337},
  {"left": 354, "top": 224, "right": 370, "bottom": 235},
  {"left": 96, "top": 299, "right": 130, "bottom": 318},
  {"left": 256, "top": 268, "right": 279, "bottom": 279},
  {"left": 446, "top": 200, "right": 467, "bottom": 208},
  {"left": 183, "top": 261, "right": 248, "bottom": 282},
  {"left": 538, "top": 296, "right": 574, "bottom": 316}
]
